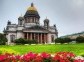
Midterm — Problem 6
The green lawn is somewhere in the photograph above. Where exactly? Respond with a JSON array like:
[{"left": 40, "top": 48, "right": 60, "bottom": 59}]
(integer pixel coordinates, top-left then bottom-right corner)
[{"left": 0, "top": 44, "right": 84, "bottom": 55}]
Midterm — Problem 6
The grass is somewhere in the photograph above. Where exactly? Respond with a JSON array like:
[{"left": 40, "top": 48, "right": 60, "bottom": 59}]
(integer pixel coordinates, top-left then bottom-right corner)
[{"left": 0, "top": 43, "right": 84, "bottom": 55}]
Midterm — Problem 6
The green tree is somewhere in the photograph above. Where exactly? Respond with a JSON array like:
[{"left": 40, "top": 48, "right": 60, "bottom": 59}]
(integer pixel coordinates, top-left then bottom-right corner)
[
  {"left": 76, "top": 36, "right": 84, "bottom": 43},
  {"left": 63, "top": 38, "right": 71, "bottom": 43},
  {"left": 55, "top": 38, "right": 64, "bottom": 44},
  {"left": 0, "top": 33, "right": 7, "bottom": 45},
  {"left": 55, "top": 37, "right": 71, "bottom": 44}
]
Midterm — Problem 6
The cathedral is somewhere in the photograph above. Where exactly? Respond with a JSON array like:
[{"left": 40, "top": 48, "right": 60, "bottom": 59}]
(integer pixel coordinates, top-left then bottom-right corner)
[{"left": 4, "top": 3, "right": 58, "bottom": 45}]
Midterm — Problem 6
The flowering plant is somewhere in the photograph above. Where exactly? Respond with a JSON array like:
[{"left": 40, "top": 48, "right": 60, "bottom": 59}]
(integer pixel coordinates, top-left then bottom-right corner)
[
  {"left": 52, "top": 52, "right": 75, "bottom": 62},
  {"left": 0, "top": 52, "right": 84, "bottom": 62}
]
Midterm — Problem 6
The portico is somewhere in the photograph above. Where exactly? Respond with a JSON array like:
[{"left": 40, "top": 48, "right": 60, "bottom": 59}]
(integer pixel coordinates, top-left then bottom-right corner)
[{"left": 24, "top": 32, "right": 48, "bottom": 44}]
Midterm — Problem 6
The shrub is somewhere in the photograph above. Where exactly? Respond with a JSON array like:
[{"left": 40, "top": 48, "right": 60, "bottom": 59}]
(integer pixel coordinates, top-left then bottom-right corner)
[
  {"left": 15, "top": 38, "right": 27, "bottom": 45},
  {"left": 63, "top": 37, "right": 72, "bottom": 43},
  {"left": 15, "top": 38, "right": 38, "bottom": 45},
  {"left": 0, "top": 48, "right": 19, "bottom": 55},
  {"left": 55, "top": 38, "right": 64, "bottom": 44},
  {"left": 76, "top": 36, "right": 84, "bottom": 43},
  {"left": 53, "top": 52, "right": 75, "bottom": 62},
  {"left": 0, "top": 33, "right": 7, "bottom": 45},
  {"left": 55, "top": 37, "right": 71, "bottom": 44},
  {"left": 26, "top": 39, "right": 38, "bottom": 45}
]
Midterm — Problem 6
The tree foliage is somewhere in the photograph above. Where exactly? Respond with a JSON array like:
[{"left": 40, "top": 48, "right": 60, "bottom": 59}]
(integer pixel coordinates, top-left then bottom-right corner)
[
  {"left": 0, "top": 33, "right": 7, "bottom": 45},
  {"left": 15, "top": 38, "right": 38, "bottom": 45},
  {"left": 55, "top": 37, "right": 71, "bottom": 44},
  {"left": 63, "top": 38, "right": 71, "bottom": 43},
  {"left": 15, "top": 38, "right": 27, "bottom": 44},
  {"left": 76, "top": 36, "right": 84, "bottom": 43}
]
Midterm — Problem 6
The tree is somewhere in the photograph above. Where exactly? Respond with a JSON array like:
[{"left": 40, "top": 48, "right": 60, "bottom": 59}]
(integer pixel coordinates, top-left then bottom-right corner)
[
  {"left": 55, "top": 37, "right": 71, "bottom": 44},
  {"left": 55, "top": 38, "right": 64, "bottom": 44},
  {"left": 63, "top": 38, "right": 71, "bottom": 43},
  {"left": 0, "top": 33, "right": 7, "bottom": 45},
  {"left": 76, "top": 36, "right": 84, "bottom": 43}
]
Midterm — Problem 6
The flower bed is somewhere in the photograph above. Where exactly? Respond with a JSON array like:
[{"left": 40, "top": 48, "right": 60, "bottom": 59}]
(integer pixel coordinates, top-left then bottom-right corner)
[{"left": 0, "top": 52, "right": 84, "bottom": 62}]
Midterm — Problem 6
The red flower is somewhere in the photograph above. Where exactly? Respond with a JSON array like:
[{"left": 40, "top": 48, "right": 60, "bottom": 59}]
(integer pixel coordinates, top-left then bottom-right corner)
[
  {"left": 40, "top": 52, "right": 51, "bottom": 59},
  {"left": 34, "top": 55, "right": 43, "bottom": 62},
  {"left": 74, "top": 59, "right": 84, "bottom": 62},
  {"left": 53, "top": 52, "right": 75, "bottom": 62},
  {"left": 0, "top": 52, "right": 79, "bottom": 62}
]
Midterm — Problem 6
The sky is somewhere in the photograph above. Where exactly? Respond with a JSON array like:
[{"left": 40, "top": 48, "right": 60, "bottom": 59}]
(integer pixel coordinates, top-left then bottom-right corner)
[{"left": 0, "top": 0, "right": 84, "bottom": 37}]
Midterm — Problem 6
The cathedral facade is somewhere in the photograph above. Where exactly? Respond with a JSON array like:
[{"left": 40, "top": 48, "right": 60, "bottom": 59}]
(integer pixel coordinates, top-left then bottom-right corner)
[{"left": 4, "top": 3, "right": 58, "bottom": 45}]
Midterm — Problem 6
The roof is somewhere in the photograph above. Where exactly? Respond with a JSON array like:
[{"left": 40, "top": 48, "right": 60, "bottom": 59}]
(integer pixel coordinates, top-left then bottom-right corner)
[
  {"left": 24, "top": 3, "right": 40, "bottom": 18},
  {"left": 27, "top": 3, "right": 37, "bottom": 11}
]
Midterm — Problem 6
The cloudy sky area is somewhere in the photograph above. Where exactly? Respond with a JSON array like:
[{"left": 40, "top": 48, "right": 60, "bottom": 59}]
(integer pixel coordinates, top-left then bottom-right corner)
[{"left": 0, "top": 0, "right": 84, "bottom": 37}]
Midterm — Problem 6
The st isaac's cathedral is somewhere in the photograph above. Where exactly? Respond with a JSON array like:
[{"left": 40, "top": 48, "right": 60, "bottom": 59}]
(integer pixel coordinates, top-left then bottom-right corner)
[{"left": 4, "top": 3, "right": 58, "bottom": 45}]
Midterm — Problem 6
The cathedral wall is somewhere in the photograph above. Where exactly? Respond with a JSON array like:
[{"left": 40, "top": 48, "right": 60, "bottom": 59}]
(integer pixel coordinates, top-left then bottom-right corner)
[
  {"left": 47, "top": 33, "right": 57, "bottom": 44},
  {"left": 49, "top": 29, "right": 56, "bottom": 32},
  {"left": 16, "top": 32, "right": 24, "bottom": 39},
  {"left": 17, "top": 26, "right": 23, "bottom": 30},
  {"left": 24, "top": 23, "right": 36, "bottom": 27},
  {"left": 6, "top": 33, "right": 16, "bottom": 45},
  {"left": 53, "top": 34, "right": 58, "bottom": 39},
  {"left": 47, "top": 33, "right": 52, "bottom": 44},
  {"left": 9, "top": 27, "right": 16, "bottom": 31}
]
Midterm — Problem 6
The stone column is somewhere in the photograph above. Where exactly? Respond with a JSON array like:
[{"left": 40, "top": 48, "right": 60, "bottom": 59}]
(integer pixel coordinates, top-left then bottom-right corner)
[
  {"left": 43, "top": 33, "right": 45, "bottom": 44},
  {"left": 38, "top": 33, "right": 39, "bottom": 43},
  {"left": 34, "top": 33, "right": 35, "bottom": 40},
  {"left": 41, "top": 33, "right": 42, "bottom": 44},
  {"left": 45, "top": 34, "right": 47, "bottom": 43},
  {"left": 31, "top": 33, "right": 32, "bottom": 40},
  {"left": 46, "top": 34, "right": 48, "bottom": 43},
  {"left": 34, "top": 17, "right": 35, "bottom": 23},
  {"left": 27, "top": 33, "right": 28, "bottom": 39},
  {"left": 44, "top": 33, "right": 46, "bottom": 44}
]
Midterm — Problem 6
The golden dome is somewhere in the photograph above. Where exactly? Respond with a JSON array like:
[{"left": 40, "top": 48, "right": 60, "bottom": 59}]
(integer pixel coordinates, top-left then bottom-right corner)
[{"left": 27, "top": 3, "right": 37, "bottom": 11}]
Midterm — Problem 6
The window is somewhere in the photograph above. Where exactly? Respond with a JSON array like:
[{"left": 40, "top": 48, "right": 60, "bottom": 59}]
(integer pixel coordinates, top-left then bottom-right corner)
[
  {"left": 10, "top": 35, "right": 15, "bottom": 42},
  {"left": 51, "top": 35, "right": 54, "bottom": 42}
]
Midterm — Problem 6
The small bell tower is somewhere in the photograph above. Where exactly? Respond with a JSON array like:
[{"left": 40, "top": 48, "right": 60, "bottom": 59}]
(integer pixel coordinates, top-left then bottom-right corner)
[
  {"left": 44, "top": 17, "right": 49, "bottom": 29},
  {"left": 7, "top": 20, "right": 11, "bottom": 25},
  {"left": 18, "top": 15, "right": 24, "bottom": 26}
]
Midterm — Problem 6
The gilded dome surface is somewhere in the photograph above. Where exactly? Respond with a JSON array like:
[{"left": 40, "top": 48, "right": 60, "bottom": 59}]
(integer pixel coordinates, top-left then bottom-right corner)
[
  {"left": 27, "top": 3, "right": 37, "bottom": 11},
  {"left": 24, "top": 3, "right": 40, "bottom": 18}
]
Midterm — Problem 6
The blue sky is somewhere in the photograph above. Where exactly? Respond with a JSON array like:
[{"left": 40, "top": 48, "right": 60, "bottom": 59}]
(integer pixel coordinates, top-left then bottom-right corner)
[{"left": 0, "top": 0, "right": 84, "bottom": 36}]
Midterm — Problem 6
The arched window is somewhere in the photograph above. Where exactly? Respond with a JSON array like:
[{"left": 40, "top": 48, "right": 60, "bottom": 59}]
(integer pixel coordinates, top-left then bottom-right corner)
[
  {"left": 51, "top": 35, "right": 54, "bottom": 42},
  {"left": 10, "top": 35, "right": 15, "bottom": 42}
]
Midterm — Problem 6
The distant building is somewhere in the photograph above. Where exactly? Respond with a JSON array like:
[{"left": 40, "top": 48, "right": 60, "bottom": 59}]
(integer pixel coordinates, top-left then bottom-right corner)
[{"left": 4, "top": 3, "right": 58, "bottom": 45}]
